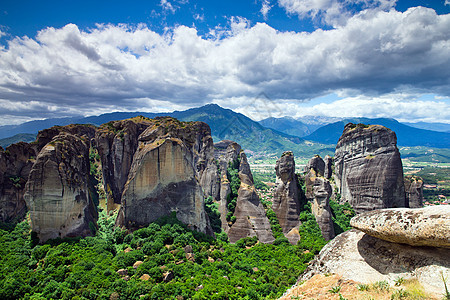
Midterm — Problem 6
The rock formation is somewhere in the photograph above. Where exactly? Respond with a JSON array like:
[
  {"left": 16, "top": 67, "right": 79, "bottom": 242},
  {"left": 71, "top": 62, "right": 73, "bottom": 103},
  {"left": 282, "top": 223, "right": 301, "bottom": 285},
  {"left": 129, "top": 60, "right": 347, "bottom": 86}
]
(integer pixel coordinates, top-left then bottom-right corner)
[
  {"left": 212, "top": 140, "right": 241, "bottom": 232},
  {"left": 334, "top": 123, "right": 406, "bottom": 213},
  {"left": 0, "top": 142, "right": 37, "bottom": 222},
  {"left": 227, "top": 151, "right": 275, "bottom": 244},
  {"left": 404, "top": 175, "right": 424, "bottom": 208},
  {"left": 304, "top": 155, "right": 325, "bottom": 200},
  {"left": 300, "top": 229, "right": 450, "bottom": 298},
  {"left": 311, "top": 177, "right": 335, "bottom": 241},
  {"left": 350, "top": 206, "right": 450, "bottom": 248},
  {"left": 323, "top": 155, "right": 333, "bottom": 179},
  {"left": 24, "top": 132, "right": 97, "bottom": 242},
  {"left": 116, "top": 117, "right": 213, "bottom": 235},
  {"left": 272, "top": 151, "right": 301, "bottom": 244},
  {"left": 95, "top": 117, "right": 152, "bottom": 210}
]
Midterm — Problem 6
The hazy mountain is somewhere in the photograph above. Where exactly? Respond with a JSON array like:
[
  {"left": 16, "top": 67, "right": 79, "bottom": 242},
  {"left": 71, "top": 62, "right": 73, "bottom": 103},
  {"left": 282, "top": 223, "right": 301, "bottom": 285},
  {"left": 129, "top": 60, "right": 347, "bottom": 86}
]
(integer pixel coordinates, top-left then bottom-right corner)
[
  {"left": 403, "top": 122, "right": 450, "bottom": 133},
  {"left": 305, "top": 118, "right": 450, "bottom": 148},
  {"left": 258, "top": 117, "right": 312, "bottom": 137},
  {"left": 0, "top": 133, "right": 36, "bottom": 149}
]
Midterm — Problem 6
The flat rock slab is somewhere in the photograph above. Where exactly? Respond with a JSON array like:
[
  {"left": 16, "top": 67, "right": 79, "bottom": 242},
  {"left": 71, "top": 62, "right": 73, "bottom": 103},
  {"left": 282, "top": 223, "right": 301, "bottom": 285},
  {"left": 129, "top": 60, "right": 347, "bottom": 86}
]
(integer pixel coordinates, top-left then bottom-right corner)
[
  {"left": 300, "top": 229, "right": 450, "bottom": 298},
  {"left": 350, "top": 206, "right": 450, "bottom": 248}
]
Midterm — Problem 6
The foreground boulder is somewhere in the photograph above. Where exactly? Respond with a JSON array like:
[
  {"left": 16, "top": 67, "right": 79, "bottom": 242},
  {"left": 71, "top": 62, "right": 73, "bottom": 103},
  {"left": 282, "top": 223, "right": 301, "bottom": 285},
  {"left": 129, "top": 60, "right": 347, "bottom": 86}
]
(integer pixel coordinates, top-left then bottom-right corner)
[
  {"left": 272, "top": 151, "right": 301, "bottom": 244},
  {"left": 334, "top": 123, "right": 406, "bottom": 213},
  {"left": 350, "top": 206, "right": 450, "bottom": 248},
  {"left": 24, "top": 132, "right": 97, "bottom": 242},
  {"left": 116, "top": 117, "right": 213, "bottom": 235},
  {"left": 300, "top": 229, "right": 450, "bottom": 298}
]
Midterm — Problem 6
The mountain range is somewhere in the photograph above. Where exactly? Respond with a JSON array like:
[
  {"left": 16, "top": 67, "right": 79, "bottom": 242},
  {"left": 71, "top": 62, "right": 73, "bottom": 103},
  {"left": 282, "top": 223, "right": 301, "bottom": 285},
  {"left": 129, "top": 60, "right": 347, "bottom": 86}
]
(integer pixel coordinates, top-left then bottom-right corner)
[{"left": 0, "top": 105, "right": 449, "bottom": 155}]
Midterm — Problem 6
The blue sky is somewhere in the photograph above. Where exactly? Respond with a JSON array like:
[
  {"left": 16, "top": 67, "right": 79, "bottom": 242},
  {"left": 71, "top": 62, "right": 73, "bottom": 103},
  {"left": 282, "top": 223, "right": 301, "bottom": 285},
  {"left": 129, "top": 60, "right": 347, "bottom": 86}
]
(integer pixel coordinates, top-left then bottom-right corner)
[{"left": 0, "top": 0, "right": 449, "bottom": 125}]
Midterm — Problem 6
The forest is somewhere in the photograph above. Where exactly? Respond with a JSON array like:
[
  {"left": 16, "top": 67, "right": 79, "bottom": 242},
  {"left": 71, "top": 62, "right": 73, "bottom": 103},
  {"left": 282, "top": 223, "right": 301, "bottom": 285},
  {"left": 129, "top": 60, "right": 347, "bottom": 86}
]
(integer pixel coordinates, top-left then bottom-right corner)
[{"left": 0, "top": 170, "right": 354, "bottom": 300}]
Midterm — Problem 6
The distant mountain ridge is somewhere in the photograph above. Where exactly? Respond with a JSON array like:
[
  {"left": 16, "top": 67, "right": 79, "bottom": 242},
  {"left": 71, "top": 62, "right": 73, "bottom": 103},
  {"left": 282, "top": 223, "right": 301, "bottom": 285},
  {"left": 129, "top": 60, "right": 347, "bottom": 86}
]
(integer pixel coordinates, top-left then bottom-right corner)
[
  {"left": 304, "top": 118, "right": 450, "bottom": 148},
  {"left": 1, "top": 105, "right": 448, "bottom": 151},
  {"left": 0, "top": 104, "right": 334, "bottom": 158}
]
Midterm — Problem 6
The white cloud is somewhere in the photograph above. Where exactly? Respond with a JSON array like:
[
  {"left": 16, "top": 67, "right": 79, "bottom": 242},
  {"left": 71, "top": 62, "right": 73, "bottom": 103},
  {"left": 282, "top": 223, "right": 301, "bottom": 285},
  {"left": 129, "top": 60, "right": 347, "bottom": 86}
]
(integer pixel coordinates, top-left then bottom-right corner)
[
  {"left": 278, "top": 0, "right": 397, "bottom": 27},
  {"left": 0, "top": 7, "right": 449, "bottom": 123},
  {"left": 160, "top": 0, "right": 176, "bottom": 14},
  {"left": 194, "top": 13, "right": 204, "bottom": 21},
  {"left": 291, "top": 95, "right": 450, "bottom": 124},
  {"left": 446, "top": 0, "right": 450, "bottom": 6},
  {"left": 261, "top": 0, "right": 273, "bottom": 20}
]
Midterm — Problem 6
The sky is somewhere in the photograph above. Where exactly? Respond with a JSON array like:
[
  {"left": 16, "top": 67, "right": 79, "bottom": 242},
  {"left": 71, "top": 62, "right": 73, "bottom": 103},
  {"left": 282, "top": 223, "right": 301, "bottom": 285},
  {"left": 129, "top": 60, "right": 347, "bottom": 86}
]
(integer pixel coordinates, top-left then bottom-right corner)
[{"left": 0, "top": 0, "right": 449, "bottom": 125}]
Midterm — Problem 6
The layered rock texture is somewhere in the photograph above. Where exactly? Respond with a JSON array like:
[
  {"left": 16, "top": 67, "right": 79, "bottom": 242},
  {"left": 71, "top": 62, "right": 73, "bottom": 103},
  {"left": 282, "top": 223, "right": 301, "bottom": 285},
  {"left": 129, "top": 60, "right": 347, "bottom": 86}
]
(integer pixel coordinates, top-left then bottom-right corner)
[
  {"left": 350, "top": 206, "right": 450, "bottom": 248},
  {"left": 323, "top": 155, "right": 333, "bottom": 179},
  {"left": 300, "top": 229, "right": 450, "bottom": 298},
  {"left": 404, "top": 175, "right": 424, "bottom": 208},
  {"left": 227, "top": 151, "right": 274, "bottom": 244},
  {"left": 334, "top": 123, "right": 406, "bottom": 213},
  {"left": 272, "top": 151, "right": 301, "bottom": 244},
  {"left": 116, "top": 117, "right": 213, "bottom": 235},
  {"left": 311, "top": 178, "right": 335, "bottom": 241},
  {"left": 304, "top": 155, "right": 325, "bottom": 200},
  {"left": 0, "top": 142, "right": 37, "bottom": 222},
  {"left": 24, "top": 130, "right": 97, "bottom": 242},
  {"left": 95, "top": 117, "right": 153, "bottom": 210}
]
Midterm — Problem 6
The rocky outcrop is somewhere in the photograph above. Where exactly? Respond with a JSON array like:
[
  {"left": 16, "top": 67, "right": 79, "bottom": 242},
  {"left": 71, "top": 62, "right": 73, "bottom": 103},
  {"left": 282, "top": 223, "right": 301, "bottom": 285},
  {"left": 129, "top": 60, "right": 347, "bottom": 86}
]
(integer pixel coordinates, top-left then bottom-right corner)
[
  {"left": 227, "top": 151, "right": 275, "bottom": 244},
  {"left": 304, "top": 155, "right": 325, "bottom": 200},
  {"left": 212, "top": 140, "right": 241, "bottom": 232},
  {"left": 24, "top": 132, "right": 97, "bottom": 242},
  {"left": 404, "top": 175, "right": 424, "bottom": 208},
  {"left": 0, "top": 142, "right": 37, "bottom": 223},
  {"left": 311, "top": 177, "right": 335, "bottom": 241},
  {"left": 116, "top": 118, "right": 213, "bottom": 235},
  {"left": 350, "top": 206, "right": 450, "bottom": 248},
  {"left": 272, "top": 151, "right": 301, "bottom": 244},
  {"left": 299, "top": 229, "right": 450, "bottom": 298},
  {"left": 334, "top": 123, "right": 406, "bottom": 213},
  {"left": 95, "top": 117, "right": 152, "bottom": 210},
  {"left": 323, "top": 155, "right": 333, "bottom": 179}
]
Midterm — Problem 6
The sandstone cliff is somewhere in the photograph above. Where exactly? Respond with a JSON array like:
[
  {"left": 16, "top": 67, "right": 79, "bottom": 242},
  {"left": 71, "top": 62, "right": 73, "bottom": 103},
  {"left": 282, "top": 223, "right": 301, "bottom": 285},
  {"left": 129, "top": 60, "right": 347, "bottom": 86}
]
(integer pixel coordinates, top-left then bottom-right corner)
[
  {"left": 304, "top": 155, "right": 325, "bottom": 200},
  {"left": 0, "top": 142, "right": 37, "bottom": 222},
  {"left": 311, "top": 177, "right": 335, "bottom": 241},
  {"left": 24, "top": 132, "right": 97, "bottom": 242},
  {"left": 404, "top": 175, "right": 424, "bottom": 208},
  {"left": 227, "top": 151, "right": 275, "bottom": 244},
  {"left": 116, "top": 117, "right": 213, "bottom": 235},
  {"left": 96, "top": 117, "right": 152, "bottom": 211},
  {"left": 334, "top": 123, "right": 406, "bottom": 213},
  {"left": 272, "top": 151, "right": 301, "bottom": 244}
]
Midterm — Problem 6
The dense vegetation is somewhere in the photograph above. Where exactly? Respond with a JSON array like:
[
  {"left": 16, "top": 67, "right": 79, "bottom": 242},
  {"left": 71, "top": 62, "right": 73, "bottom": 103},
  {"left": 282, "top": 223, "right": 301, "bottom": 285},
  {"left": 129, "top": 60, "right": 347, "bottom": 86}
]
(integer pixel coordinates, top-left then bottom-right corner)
[{"left": 0, "top": 211, "right": 318, "bottom": 300}]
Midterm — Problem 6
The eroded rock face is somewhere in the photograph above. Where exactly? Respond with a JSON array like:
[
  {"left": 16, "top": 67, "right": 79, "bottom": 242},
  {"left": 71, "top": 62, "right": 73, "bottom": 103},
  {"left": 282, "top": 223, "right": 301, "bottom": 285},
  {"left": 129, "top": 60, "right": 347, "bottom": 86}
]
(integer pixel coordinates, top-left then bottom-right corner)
[
  {"left": 300, "top": 229, "right": 450, "bottom": 298},
  {"left": 0, "top": 142, "right": 37, "bottom": 222},
  {"left": 213, "top": 140, "right": 241, "bottom": 232},
  {"left": 227, "top": 151, "right": 274, "bottom": 244},
  {"left": 272, "top": 151, "right": 301, "bottom": 244},
  {"left": 323, "top": 155, "right": 333, "bottom": 179},
  {"left": 350, "top": 206, "right": 450, "bottom": 248},
  {"left": 117, "top": 118, "right": 213, "bottom": 235},
  {"left": 312, "top": 178, "right": 335, "bottom": 241},
  {"left": 304, "top": 155, "right": 325, "bottom": 200},
  {"left": 24, "top": 133, "right": 97, "bottom": 242},
  {"left": 334, "top": 123, "right": 406, "bottom": 213},
  {"left": 404, "top": 175, "right": 424, "bottom": 208},
  {"left": 96, "top": 118, "right": 152, "bottom": 210}
]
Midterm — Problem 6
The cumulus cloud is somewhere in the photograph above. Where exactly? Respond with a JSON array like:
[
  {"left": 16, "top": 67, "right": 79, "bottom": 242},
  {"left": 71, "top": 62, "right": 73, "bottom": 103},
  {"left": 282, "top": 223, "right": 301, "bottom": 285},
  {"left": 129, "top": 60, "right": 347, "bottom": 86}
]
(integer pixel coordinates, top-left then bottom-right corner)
[
  {"left": 278, "top": 0, "right": 397, "bottom": 27},
  {"left": 0, "top": 7, "right": 449, "bottom": 123}
]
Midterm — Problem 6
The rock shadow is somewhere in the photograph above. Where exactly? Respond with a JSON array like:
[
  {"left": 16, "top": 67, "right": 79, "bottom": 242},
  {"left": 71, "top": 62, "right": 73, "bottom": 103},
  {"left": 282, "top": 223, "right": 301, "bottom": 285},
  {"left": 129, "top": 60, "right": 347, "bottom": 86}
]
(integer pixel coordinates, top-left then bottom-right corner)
[{"left": 357, "top": 233, "right": 450, "bottom": 275}]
